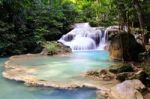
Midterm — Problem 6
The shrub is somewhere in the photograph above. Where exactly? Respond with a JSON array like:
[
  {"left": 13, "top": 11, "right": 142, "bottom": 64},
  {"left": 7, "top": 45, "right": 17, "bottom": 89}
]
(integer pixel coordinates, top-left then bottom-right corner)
[
  {"left": 42, "top": 41, "right": 59, "bottom": 55},
  {"left": 42, "top": 41, "right": 71, "bottom": 55}
]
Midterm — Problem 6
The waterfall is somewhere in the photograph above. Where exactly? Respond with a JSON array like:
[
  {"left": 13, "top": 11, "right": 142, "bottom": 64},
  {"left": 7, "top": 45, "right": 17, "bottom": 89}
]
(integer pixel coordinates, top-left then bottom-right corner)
[
  {"left": 97, "top": 26, "right": 119, "bottom": 50},
  {"left": 58, "top": 23, "right": 108, "bottom": 51}
]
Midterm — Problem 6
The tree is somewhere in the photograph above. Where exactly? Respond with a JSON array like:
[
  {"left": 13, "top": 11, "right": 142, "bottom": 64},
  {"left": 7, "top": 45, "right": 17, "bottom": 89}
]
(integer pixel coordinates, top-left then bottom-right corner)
[{"left": 133, "top": 0, "right": 145, "bottom": 44}]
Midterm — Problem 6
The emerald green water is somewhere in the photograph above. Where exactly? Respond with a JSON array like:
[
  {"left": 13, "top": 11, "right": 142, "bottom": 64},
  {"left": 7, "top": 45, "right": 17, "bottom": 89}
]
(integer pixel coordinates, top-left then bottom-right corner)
[{"left": 0, "top": 51, "right": 111, "bottom": 99}]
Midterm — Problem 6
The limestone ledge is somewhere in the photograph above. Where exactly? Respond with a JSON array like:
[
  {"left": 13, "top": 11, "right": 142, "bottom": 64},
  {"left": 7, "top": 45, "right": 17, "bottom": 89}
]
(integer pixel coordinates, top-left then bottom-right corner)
[
  {"left": 3, "top": 68, "right": 114, "bottom": 90},
  {"left": 3, "top": 54, "right": 117, "bottom": 91}
]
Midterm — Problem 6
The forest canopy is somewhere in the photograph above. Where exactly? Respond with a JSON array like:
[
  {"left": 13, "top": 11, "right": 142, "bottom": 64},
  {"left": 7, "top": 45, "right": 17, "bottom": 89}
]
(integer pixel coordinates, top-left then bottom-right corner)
[{"left": 0, "top": 0, "right": 150, "bottom": 56}]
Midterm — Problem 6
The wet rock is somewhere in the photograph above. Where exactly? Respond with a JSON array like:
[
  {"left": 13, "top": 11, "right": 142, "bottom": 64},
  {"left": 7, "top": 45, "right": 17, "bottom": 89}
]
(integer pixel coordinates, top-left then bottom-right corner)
[
  {"left": 99, "top": 69, "right": 114, "bottom": 81},
  {"left": 62, "top": 34, "right": 74, "bottom": 41},
  {"left": 86, "top": 70, "right": 99, "bottom": 77},
  {"left": 109, "top": 32, "right": 145, "bottom": 61},
  {"left": 85, "top": 69, "right": 114, "bottom": 81}
]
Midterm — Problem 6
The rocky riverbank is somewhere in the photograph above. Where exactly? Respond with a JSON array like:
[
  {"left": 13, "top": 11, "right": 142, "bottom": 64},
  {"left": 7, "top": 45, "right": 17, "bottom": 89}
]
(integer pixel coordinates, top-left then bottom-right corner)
[
  {"left": 83, "top": 62, "right": 150, "bottom": 99},
  {"left": 3, "top": 53, "right": 150, "bottom": 99}
]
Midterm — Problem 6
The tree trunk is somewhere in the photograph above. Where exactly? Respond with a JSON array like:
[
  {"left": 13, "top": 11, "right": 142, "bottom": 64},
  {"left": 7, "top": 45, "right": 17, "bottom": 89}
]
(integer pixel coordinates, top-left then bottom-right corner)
[
  {"left": 133, "top": 0, "right": 145, "bottom": 44},
  {"left": 117, "top": 2, "right": 127, "bottom": 31}
]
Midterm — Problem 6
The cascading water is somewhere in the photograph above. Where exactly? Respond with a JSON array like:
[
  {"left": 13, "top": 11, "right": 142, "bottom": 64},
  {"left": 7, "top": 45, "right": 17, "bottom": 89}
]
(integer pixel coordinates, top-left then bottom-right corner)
[
  {"left": 97, "top": 26, "right": 118, "bottom": 50},
  {"left": 58, "top": 23, "right": 107, "bottom": 51}
]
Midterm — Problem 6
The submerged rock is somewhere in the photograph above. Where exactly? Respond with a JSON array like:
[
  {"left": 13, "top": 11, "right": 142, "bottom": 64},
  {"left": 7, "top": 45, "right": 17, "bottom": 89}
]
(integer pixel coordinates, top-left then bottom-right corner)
[{"left": 109, "top": 32, "right": 145, "bottom": 61}]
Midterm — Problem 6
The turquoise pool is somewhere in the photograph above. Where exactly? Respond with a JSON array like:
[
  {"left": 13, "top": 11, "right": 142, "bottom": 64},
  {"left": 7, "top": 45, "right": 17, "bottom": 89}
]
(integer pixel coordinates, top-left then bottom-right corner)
[{"left": 0, "top": 51, "right": 111, "bottom": 99}]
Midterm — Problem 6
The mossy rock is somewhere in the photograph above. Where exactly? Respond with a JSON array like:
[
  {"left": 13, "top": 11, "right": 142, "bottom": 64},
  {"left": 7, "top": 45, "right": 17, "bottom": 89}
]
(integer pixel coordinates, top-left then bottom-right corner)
[
  {"left": 112, "top": 63, "right": 150, "bottom": 85},
  {"left": 85, "top": 69, "right": 114, "bottom": 81},
  {"left": 86, "top": 70, "right": 100, "bottom": 77},
  {"left": 109, "top": 64, "right": 121, "bottom": 73},
  {"left": 41, "top": 41, "right": 71, "bottom": 55},
  {"left": 116, "top": 70, "right": 149, "bottom": 85},
  {"left": 109, "top": 63, "right": 134, "bottom": 74},
  {"left": 118, "top": 64, "right": 134, "bottom": 73}
]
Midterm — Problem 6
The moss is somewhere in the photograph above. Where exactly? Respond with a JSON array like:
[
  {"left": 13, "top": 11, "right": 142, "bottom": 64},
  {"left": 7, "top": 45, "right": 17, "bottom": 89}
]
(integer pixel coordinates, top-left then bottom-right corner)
[
  {"left": 118, "top": 64, "right": 134, "bottom": 73},
  {"left": 142, "top": 64, "right": 150, "bottom": 75},
  {"left": 109, "top": 63, "right": 134, "bottom": 74},
  {"left": 109, "top": 64, "right": 122, "bottom": 73},
  {"left": 41, "top": 41, "right": 71, "bottom": 55},
  {"left": 42, "top": 41, "right": 59, "bottom": 55},
  {"left": 86, "top": 71, "right": 99, "bottom": 76}
]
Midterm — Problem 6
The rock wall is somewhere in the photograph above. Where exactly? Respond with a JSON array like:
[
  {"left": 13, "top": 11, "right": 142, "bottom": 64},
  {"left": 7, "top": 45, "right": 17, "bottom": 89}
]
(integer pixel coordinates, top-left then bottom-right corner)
[{"left": 109, "top": 32, "right": 145, "bottom": 61}]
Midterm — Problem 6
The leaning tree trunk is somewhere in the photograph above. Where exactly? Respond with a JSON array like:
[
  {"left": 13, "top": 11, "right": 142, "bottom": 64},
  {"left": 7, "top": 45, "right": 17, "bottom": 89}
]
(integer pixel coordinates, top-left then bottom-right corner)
[{"left": 133, "top": 0, "right": 145, "bottom": 44}]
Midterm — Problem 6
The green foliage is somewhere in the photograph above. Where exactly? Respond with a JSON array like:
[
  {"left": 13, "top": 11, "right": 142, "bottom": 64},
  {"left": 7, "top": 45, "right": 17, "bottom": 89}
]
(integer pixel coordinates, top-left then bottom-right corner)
[
  {"left": 41, "top": 41, "right": 71, "bottom": 55},
  {"left": 0, "top": 0, "right": 150, "bottom": 55},
  {"left": 0, "top": 0, "right": 76, "bottom": 56},
  {"left": 42, "top": 41, "right": 59, "bottom": 55},
  {"left": 86, "top": 70, "right": 99, "bottom": 77}
]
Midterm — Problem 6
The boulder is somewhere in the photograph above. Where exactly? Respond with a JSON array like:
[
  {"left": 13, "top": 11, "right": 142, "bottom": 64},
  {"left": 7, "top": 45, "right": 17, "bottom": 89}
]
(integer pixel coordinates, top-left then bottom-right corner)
[
  {"left": 41, "top": 41, "right": 71, "bottom": 55},
  {"left": 108, "top": 79, "right": 145, "bottom": 99},
  {"left": 109, "top": 64, "right": 134, "bottom": 74},
  {"left": 109, "top": 32, "right": 145, "bottom": 61}
]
